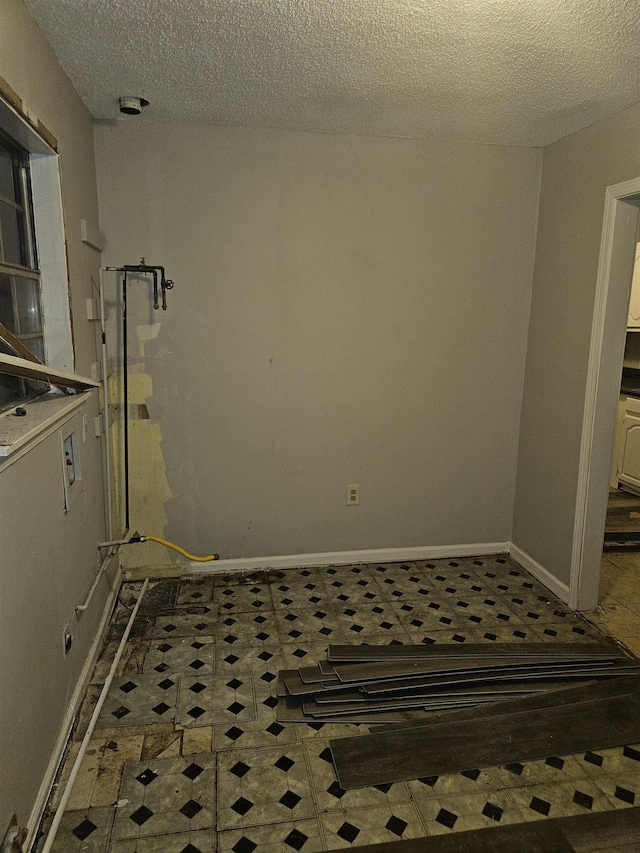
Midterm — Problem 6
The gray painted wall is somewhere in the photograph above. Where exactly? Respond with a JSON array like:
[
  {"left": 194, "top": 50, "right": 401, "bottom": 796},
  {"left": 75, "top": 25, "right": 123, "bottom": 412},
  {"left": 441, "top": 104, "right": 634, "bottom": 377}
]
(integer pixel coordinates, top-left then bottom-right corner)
[
  {"left": 0, "top": 0, "right": 110, "bottom": 837},
  {"left": 94, "top": 123, "right": 542, "bottom": 562},
  {"left": 513, "top": 104, "right": 640, "bottom": 586}
]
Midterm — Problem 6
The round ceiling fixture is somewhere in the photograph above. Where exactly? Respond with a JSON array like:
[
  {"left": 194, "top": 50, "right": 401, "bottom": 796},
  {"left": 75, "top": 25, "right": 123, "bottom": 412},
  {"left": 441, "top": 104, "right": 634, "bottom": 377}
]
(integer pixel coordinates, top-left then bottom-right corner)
[{"left": 118, "top": 96, "right": 150, "bottom": 115}]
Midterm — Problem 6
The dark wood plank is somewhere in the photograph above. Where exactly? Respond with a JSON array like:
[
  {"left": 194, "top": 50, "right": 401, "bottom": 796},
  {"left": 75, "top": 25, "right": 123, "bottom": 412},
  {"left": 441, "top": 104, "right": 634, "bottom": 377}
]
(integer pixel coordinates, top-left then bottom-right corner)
[
  {"left": 331, "top": 691, "right": 640, "bottom": 789},
  {"left": 275, "top": 674, "right": 430, "bottom": 723},
  {"left": 302, "top": 694, "right": 486, "bottom": 716},
  {"left": 318, "top": 660, "right": 337, "bottom": 677},
  {"left": 371, "top": 675, "right": 640, "bottom": 734},
  {"left": 276, "top": 693, "right": 308, "bottom": 721},
  {"left": 333, "top": 655, "right": 627, "bottom": 685},
  {"left": 276, "top": 669, "right": 302, "bottom": 697},
  {"left": 559, "top": 805, "right": 640, "bottom": 851},
  {"left": 275, "top": 694, "right": 430, "bottom": 723},
  {"left": 315, "top": 683, "right": 537, "bottom": 703},
  {"left": 298, "top": 665, "right": 327, "bottom": 683},
  {"left": 314, "top": 688, "right": 364, "bottom": 704},
  {"left": 327, "top": 642, "right": 618, "bottom": 662},
  {"left": 329, "top": 819, "right": 573, "bottom": 852},
  {"left": 282, "top": 671, "right": 342, "bottom": 695},
  {"left": 362, "top": 664, "right": 640, "bottom": 695}
]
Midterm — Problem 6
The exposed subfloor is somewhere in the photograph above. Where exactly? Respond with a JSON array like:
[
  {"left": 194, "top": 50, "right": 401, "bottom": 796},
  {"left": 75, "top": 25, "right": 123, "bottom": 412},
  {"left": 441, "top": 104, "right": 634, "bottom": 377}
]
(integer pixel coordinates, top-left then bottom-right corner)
[{"left": 36, "top": 553, "right": 640, "bottom": 852}]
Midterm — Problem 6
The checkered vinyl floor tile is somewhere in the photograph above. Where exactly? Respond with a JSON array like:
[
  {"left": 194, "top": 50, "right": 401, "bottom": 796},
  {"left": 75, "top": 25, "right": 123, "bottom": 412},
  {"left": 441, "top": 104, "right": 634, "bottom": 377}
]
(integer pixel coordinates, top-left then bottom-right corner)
[{"left": 37, "top": 556, "right": 640, "bottom": 852}]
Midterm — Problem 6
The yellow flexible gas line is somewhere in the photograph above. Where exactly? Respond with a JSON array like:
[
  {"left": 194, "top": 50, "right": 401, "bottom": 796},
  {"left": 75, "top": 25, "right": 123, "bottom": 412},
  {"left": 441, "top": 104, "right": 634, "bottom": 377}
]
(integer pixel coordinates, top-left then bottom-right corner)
[{"left": 143, "top": 535, "right": 219, "bottom": 562}]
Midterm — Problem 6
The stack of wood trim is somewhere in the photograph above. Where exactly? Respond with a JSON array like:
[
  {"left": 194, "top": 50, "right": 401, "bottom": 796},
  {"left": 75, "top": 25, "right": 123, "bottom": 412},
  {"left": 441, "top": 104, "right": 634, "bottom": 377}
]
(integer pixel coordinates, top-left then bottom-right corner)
[{"left": 276, "top": 642, "right": 639, "bottom": 725}]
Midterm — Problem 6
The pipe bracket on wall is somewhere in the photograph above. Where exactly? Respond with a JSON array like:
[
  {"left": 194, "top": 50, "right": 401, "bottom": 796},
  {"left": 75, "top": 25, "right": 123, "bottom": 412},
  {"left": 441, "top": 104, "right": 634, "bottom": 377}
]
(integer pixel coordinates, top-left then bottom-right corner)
[{"left": 104, "top": 259, "right": 175, "bottom": 310}]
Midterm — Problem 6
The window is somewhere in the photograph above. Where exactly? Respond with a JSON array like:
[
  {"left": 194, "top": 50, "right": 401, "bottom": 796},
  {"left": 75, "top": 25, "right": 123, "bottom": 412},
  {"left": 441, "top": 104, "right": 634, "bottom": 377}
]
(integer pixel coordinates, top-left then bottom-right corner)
[
  {"left": 0, "top": 88, "right": 76, "bottom": 413},
  {"left": 0, "top": 129, "right": 48, "bottom": 411},
  {"left": 0, "top": 130, "right": 44, "bottom": 361}
]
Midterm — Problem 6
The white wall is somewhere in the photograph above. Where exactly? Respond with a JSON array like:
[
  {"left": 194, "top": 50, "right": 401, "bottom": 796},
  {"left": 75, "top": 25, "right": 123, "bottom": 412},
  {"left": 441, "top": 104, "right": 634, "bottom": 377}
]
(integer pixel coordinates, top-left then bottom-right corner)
[
  {"left": 94, "top": 122, "right": 542, "bottom": 562},
  {"left": 0, "top": 0, "right": 111, "bottom": 839},
  {"left": 513, "top": 103, "right": 640, "bottom": 586}
]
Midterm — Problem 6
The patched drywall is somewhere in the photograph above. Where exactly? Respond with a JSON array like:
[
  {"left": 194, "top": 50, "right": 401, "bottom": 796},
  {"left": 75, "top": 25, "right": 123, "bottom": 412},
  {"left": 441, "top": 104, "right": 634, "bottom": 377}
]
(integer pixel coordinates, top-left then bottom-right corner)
[{"left": 106, "top": 303, "right": 176, "bottom": 570}]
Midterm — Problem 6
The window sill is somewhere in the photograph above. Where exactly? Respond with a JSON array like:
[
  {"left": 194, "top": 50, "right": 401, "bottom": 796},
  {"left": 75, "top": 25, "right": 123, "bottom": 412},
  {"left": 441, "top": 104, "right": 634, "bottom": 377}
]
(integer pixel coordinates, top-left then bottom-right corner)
[{"left": 0, "top": 390, "right": 94, "bottom": 460}]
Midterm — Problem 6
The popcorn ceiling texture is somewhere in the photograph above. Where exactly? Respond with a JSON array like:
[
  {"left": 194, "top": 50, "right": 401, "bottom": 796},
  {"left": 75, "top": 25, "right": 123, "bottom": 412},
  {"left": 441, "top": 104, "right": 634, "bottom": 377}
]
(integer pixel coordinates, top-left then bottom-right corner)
[{"left": 23, "top": 0, "right": 640, "bottom": 146}]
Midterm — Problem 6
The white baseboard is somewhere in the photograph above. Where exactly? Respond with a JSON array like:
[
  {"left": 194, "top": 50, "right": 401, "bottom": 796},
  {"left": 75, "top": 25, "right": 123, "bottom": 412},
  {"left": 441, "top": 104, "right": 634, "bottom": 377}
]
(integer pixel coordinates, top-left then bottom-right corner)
[
  {"left": 183, "top": 540, "right": 569, "bottom": 605},
  {"left": 508, "top": 543, "right": 570, "bottom": 604},
  {"left": 188, "top": 542, "right": 510, "bottom": 574},
  {"left": 25, "top": 558, "right": 121, "bottom": 852}
]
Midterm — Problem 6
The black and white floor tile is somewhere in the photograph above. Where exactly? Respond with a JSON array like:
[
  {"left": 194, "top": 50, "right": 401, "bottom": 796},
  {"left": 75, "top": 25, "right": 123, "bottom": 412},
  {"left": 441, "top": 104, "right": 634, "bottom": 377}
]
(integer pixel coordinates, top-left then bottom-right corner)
[
  {"left": 214, "top": 643, "right": 285, "bottom": 679},
  {"left": 590, "top": 771, "right": 640, "bottom": 809},
  {"left": 212, "top": 704, "right": 300, "bottom": 751},
  {"left": 405, "top": 768, "right": 503, "bottom": 800},
  {"left": 415, "top": 787, "right": 526, "bottom": 835},
  {"left": 319, "top": 802, "right": 424, "bottom": 848},
  {"left": 176, "top": 673, "right": 258, "bottom": 727},
  {"left": 504, "top": 777, "right": 614, "bottom": 821},
  {"left": 271, "top": 572, "right": 331, "bottom": 610},
  {"left": 152, "top": 611, "right": 217, "bottom": 639},
  {"left": 48, "top": 806, "right": 115, "bottom": 852},
  {"left": 532, "top": 622, "right": 601, "bottom": 643},
  {"left": 472, "top": 624, "right": 540, "bottom": 643},
  {"left": 388, "top": 598, "right": 466, "bottom": 633},
  {"left": 280, "top": 642, "right": 337, "bottom": 670},
  {"left": 216, "top": 583, "right": 274, "bottom": 615},
  {"left": 39, "top": 554, "right": 640, "bottom": 851},
  {"left": 216, "top": 745, "right": 316, "bottom": 830},
  {"left": 217, "top": 819, "right": 323, "bottom": 853},
  {"left": 144, "top": 636, "right": 215, "bottom": 678},
  {"left": 304, "top": 738, "right": 410, "bottom": 813},
  {"left": 97, "top": 674, "right": 179, "bottom": 728},
  {"left": 109, "top": 829, "right": 217, "bottom": 852},
  {"left": 112, "top": 754, "right": 216, "bottom": 840},
  {"left": 176, "top": 576, "right": 215, "bottom": 606},
  {"left": 218, "top": 611, "right": 281, "bottom": 648}
]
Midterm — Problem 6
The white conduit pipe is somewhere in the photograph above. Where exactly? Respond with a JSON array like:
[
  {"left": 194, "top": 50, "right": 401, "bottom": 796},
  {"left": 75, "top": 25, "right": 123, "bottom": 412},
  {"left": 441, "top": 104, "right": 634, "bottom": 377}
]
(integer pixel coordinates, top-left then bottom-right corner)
[
  {"left": 40, "top": 577, "right": 149, "bottom": 853},
  {"left": 75, "top": 549, "right": 117, "bottom": 614}
]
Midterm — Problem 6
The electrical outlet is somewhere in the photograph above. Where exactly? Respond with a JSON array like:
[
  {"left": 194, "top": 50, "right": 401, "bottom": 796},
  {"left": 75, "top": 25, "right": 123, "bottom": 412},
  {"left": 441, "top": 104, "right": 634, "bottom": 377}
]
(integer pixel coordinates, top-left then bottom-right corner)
[{"left": 347, "top": 484, "right": 360, "bottom": 505}]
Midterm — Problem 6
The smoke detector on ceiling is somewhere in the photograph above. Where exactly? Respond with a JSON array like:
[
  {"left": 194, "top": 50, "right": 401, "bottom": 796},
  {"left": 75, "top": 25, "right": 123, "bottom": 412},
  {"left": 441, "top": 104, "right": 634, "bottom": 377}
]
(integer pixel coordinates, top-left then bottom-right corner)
[{"left": 118, "top": 96, "right": 149, "bottom": 115}]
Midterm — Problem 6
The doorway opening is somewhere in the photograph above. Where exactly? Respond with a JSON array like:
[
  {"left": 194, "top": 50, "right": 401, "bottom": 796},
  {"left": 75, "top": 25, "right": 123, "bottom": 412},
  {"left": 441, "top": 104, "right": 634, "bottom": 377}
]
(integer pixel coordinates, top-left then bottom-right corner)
[
  {"left": 604, "top": 235, "right": 640, "bottom": 551},
  {"left": 570, "top": 180, "right": 640, "bottom": 611}
]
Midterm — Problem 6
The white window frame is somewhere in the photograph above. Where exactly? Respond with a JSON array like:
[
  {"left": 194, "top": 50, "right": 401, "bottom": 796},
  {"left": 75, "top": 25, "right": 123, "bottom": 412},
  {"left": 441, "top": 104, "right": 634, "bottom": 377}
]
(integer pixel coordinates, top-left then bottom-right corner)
[{"left": 0, "top": 96, "right": 74, "bottom": 373}]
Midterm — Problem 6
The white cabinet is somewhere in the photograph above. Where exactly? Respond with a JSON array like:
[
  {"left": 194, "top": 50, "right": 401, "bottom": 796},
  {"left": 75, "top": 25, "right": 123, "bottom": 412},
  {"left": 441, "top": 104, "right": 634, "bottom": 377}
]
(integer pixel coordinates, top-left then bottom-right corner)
[
  {"left": 628, "top": 243, "right": 640, "bottom": 328},
  {"left": 614, "top": 395, "right": 640, "bottom": 494}
]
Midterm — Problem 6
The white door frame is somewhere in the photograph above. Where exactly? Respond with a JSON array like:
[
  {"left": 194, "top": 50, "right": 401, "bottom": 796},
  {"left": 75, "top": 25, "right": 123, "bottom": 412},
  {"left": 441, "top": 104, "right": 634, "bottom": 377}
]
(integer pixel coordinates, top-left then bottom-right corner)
[{"left": 570, "top": 178, "right": 640, "bottom": 610}]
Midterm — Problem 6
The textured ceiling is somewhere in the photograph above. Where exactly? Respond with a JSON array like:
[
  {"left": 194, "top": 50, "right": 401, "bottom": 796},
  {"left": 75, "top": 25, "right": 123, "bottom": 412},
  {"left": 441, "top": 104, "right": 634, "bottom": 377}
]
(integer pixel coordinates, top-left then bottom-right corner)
[{"left": 23, "top": 0, "right": 640, "bottom": 146}]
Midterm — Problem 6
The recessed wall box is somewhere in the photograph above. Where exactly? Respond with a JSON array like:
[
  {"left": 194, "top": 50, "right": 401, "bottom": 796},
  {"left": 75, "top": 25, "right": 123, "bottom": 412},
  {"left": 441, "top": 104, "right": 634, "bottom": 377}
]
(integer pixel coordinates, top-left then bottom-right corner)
[{"left": 61, "top": 426, "right": 83, "bottom": 510}]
